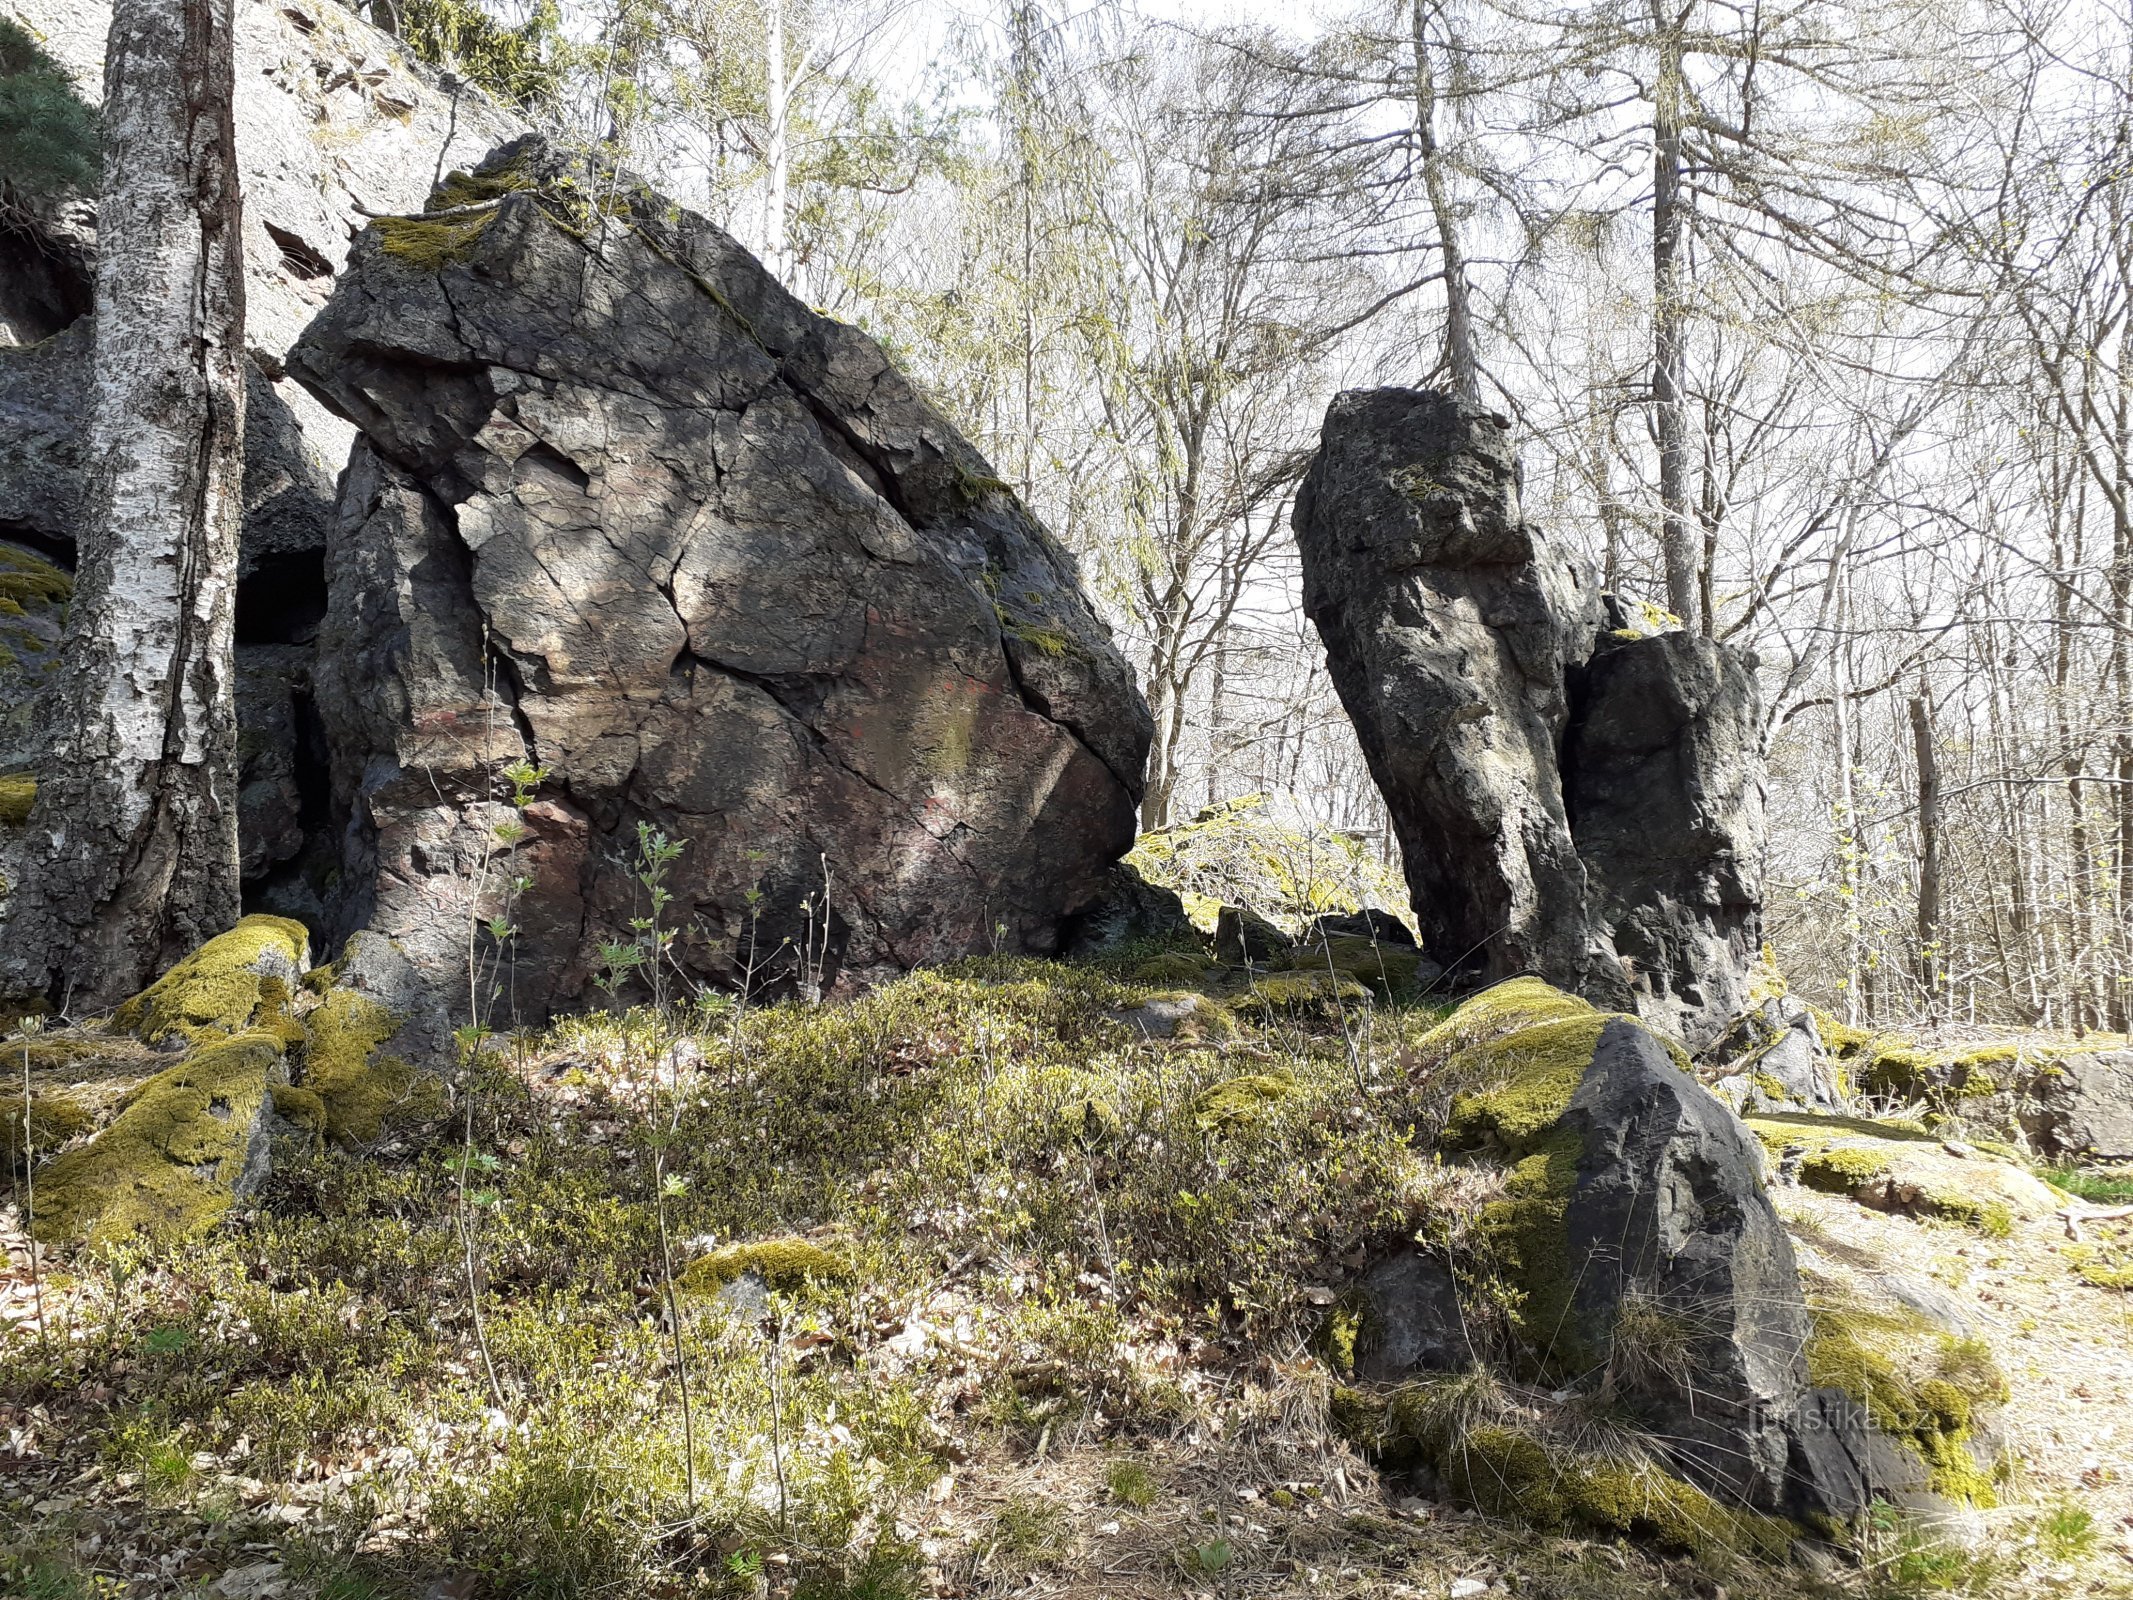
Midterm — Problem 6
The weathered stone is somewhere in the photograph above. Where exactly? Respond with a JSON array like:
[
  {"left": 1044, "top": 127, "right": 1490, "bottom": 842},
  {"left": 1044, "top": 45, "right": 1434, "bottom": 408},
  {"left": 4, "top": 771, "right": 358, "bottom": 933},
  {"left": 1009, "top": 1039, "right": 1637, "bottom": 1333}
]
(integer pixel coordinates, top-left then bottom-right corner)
[
  {"left": 1428, "top": 980, "right": 1957, "bottom": 1524},
  {"left": 2020, "top": 1049, "right": 2133, "bottom": 1161},
  {"left": 1706, "top": 995, "right": 1846, "bottom": 1116},
  {"left": 1349, "top": 1249, "right": 1474, "bottom": 1383},
  {"left": 1302, "top": 909, "right": 1416, "bottom": 948},
  {"left": 288, "top": 137, "right": 1150, "bottom": 1011},
  {"left": 1293, "top": 389, "right": 1764, "bottom": 1050}
]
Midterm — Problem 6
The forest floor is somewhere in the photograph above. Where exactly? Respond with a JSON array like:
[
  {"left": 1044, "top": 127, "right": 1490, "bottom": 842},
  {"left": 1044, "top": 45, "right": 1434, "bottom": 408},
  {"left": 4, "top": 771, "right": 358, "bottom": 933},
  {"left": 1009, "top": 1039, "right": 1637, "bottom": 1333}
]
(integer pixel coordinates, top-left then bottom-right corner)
[{"left": 0, "top": 957, "right": 2128, "bottom": 1600}]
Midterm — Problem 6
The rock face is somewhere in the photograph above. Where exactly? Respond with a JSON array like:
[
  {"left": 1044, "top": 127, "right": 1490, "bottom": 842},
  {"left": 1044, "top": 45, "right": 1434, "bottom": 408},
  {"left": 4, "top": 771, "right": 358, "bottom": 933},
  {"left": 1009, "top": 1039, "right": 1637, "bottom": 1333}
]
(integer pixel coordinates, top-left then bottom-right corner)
[
  {"left": 287, "top": 138, "right": 1149, "bottom": 1008},
  {"left": 2022, "top": 1050, "right": 2133, "bottom": 1160},
  {"left": 1294, "top": 389, "right": 1763, "bottom": 1050},
  {"left": 1, "top": 0, "right": 522, "bottom": 914}
]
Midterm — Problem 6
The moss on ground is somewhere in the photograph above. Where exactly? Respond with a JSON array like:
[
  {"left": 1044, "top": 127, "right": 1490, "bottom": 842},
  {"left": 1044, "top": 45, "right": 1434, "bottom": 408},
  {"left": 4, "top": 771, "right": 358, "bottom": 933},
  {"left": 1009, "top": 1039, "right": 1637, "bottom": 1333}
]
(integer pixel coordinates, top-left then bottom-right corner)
[
  {"left": 111, "top": 916, "right": 310, "bottom": 1047},
  {"left": 30, "top": 1031, "right": 285, "bottom": 1247},
  {"left": 298, "top": 986, "right": 437, "bottom": 1146},
  {"left": 1280, "top": 936, "right": 1430, "bottom": 999}
]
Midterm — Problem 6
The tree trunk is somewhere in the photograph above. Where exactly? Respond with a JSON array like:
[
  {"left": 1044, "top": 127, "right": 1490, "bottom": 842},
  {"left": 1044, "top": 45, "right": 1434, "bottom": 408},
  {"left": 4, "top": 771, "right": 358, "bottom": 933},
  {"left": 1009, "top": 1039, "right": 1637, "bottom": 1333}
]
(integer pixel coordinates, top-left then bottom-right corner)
[
  {"left": 1411, "top": 0, "right": 1478, "bottom": 402},
  {"left": 764, "top": 0, "right": 791, "bottom": 282},
  {"left": 1910, "top": 689, "right": 1942, "bottom": 1018},
  {"left": 1650, "top": 0, "right": 1696, "bottom": 630},
  {"left": 0, "top": 0, "right": 246, "bottom": 1011}
]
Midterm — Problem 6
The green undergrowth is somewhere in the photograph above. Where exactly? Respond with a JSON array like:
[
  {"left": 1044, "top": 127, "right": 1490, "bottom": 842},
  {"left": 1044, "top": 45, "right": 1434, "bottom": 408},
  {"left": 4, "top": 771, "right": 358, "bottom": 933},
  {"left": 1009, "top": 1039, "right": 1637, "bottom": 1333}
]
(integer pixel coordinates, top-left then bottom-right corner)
[{"left": 3, "top": 955, "right": 1462, "bottom": 1598}]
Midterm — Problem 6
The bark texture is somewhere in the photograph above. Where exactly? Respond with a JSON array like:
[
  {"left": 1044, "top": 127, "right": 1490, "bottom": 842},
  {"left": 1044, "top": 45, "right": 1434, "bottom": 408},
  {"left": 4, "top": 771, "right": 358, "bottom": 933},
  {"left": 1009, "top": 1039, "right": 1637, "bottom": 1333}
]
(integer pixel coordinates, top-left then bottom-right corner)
[{"left": 0, "top": 0, "right": 248, "bottom": 1008}]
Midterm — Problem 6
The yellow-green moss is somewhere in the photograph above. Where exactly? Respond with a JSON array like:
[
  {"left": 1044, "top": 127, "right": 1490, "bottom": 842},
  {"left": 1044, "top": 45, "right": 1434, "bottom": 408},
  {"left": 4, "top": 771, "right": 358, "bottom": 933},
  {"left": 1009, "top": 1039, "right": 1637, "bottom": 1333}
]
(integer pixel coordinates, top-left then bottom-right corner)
[
  {"left": 1799, "top": 1144, "right": 1893, "bottom": 1194},
  {"left": 111, "top": 916, "right": 310, "bottom": 1047},
  {"left": 373, "top": 209, "right": 495, "bottom": 270},
  {"left": 269, "top": 1083, "right": 327, "bottom": 1138},
  {"left": 0, "top": 1086, "right": 91, "bottom": 1161},
  {"left": 1192, "top": 1072, "right": 1295, "bottom": 1132},
  {"left": 1132, "top": 952, "right": 1210, "bottom": 985},
  {"left": 298, "top": 986, "right": 436, "bottom": 1146},
  {"left": 678, "top": 1236, "right": 850, "bottom": 1297},
  {"left": 432, "top": 165, "right": 535, "bottom": 208},
  {"left": 0, "top": 545, "right": 72, "bottom": 608},
  {"left": 1372, "top": 1401, "right": 1793, "bottom": 1560},
  {"left": 1804, "top": 1304, "right": 2007, "bottom": 1504},
  {"left": 1232, "top": 968, "right": 1371, "bottom": 1020},
  {"left": 30, "top": 1031, "right": 285, "bottom": 1248},
  {"left": 0, "top": 773, "right": 34, "bottom": 825}
]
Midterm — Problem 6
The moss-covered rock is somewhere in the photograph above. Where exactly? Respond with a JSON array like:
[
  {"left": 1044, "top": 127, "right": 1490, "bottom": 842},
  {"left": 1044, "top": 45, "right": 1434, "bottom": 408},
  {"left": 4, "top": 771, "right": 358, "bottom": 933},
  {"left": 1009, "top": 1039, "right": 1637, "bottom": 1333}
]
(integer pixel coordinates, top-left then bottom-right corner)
[
  {"left": 1232, "top": 968, "right": 1371, "bottom": 1022},
  {"left": 1130, "top": 951, "right": 1213, "bottom": 986},
  {"left": 679, "top": 1236, "right": 850, "bottom": 1298},
  {"left": 1353, "top": 1389, "right": 1794, "bottom": 1561},
  {"left": 1279, "top": 936, "right": 1432, "bottom": 1000},
  {"left": 1749, "top": 1111, "right": 2059, "bottom": 1233},
  {"left": 1803, "top": 1300, "right": 2008, "bottom": 1504},
  {"left": 0, "top": 1084, "right": 91, "bottom": 1162},
  {"left": 0, "top": 772, "right": 33, "bottom": 825},
  {"left": 1192, "top": 1072, "right": 1295, "bottom": 1132},
  {"left": 30, "top": 1031, "right": 288, "bottom": 1247},
  {"left": 111, "top": 915, "right": 310, "bottom": 1048},
  {"left": 299, "top": 986, "right": 433, "bottom": 1145}
]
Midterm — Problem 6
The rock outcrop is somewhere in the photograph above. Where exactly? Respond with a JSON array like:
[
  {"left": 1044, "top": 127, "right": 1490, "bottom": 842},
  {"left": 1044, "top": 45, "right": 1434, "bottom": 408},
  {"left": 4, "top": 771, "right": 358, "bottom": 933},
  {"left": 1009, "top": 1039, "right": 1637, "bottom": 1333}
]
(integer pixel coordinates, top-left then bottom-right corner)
[
  {"left": 1, "top": 0, "right": 523, "bottom": 913},
  {"left": 1377, "top": 980, "right": 2003, "bottom": 1528},
  {"left": 1294, "top": 389, "right": 1763, "bottom": 1049},
  {"left": 287, "top": 137, "right": 1150, "bottom": 1008}
]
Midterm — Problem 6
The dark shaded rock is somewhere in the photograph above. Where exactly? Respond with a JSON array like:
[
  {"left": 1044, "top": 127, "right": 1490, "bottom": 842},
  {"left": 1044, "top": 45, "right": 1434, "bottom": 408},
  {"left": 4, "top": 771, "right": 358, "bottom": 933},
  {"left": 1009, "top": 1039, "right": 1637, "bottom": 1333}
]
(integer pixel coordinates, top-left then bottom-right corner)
[
  {"left": 1295, "top": 390, "right": 1608, "bottom": 1004},
  {"left": 289, "top": 138, "right": 1150, "bottom": 1011},
  {"left": 1215, "top": 903, "right": 1292, "bottom": 965},
  {"left": 1350, "top": 1249, "right": 1473, "bottom": 1383},
  {"left": 2021, "top": 1050, "right": 2133, "bottom": 1161},
  {"left": 1302, "top": 908, "right": 1416, "bottom": 947},
  {"left": 1059, "top": 862, "right": 1196, "bottom": 957},
  {"left": 1565, "top": 624, "right": 1763, "bottom": 1044},
  {"left": 1293, "top": 389, "right": 1765, "bottom": 1051},
  {"left": 1430, "top": 981, "right": 1963, "bottom": 1525}
]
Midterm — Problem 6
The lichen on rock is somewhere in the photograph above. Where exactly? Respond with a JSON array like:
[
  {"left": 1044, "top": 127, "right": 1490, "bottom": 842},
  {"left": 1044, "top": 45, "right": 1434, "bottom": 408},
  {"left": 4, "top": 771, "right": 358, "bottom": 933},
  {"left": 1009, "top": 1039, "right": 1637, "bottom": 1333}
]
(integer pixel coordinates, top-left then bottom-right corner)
[
  {"left": 679, "top": 1237, "right": 850, "bottom": 1297},
  {"left": 30, "top": 1031, "right": 288, "bottom": 1247},
  {"left": 110, "top": 914, "right": 310, "bottom": 1048}
]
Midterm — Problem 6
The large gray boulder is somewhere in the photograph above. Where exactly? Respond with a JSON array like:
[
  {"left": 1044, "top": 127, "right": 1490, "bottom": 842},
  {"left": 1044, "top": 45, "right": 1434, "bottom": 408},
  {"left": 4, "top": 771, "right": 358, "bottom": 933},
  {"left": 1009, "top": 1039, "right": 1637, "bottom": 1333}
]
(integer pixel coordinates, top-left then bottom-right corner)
[
  {"left": 288, "top": 137, "right": 1150, "bottom": 1009},
  {"left": 1294, "top": 389, "right": 1763, "bottom": 1049}
]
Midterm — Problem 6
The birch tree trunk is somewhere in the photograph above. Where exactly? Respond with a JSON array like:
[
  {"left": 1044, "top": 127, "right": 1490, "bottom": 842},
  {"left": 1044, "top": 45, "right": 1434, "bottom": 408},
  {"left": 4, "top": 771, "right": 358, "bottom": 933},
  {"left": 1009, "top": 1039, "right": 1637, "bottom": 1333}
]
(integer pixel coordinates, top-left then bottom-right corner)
[
  {"left": 0, "top": 0, "right": 246, "bottom": 1011},
  {"left": 1650, "top": 0, "right": 1697, "bottom": 631}
]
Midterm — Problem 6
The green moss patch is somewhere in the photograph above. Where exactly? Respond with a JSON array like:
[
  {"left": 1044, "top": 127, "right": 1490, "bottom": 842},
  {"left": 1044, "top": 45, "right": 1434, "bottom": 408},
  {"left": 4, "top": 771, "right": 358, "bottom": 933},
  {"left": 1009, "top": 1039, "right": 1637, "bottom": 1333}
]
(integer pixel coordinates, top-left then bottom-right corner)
[
  {"left": 1280, "top": 937, "right": 1429, "bottom": 999},
  {"left": 31, "top": 1031, "right": 286, "bottom": 1248},
  {"left": 1192, "top": 1072, "right": 1295, "bottom": 1133},
  {"left": 0, "top": 773, "right": 33, "bottom": 825},
  {"left": 111, "top": 916, "right": 310, "bottom": 1048},
  {"left": 1131, "top": 952, "right": 1211, "bottom": 985},
  {"left": 373, "top": 209, "right": 496, "bottom": 270},
  {"left": 0, "top": 1085, "right": 91, "bottom": 1161},
  {"left": 298, "top": 987, "right": 437, "bottom": 1146},
  {"left": 1804, "top": 1302, "right": 2007, "bottom": 1504},
  {"left": 678, "top": 1237, "right": 850, "bottom": 1297}
]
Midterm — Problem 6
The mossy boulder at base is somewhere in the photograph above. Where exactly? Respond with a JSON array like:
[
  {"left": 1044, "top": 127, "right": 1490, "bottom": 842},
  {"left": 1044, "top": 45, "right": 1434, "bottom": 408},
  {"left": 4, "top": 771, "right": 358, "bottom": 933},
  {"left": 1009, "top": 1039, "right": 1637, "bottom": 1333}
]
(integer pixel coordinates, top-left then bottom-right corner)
[
  {"left": 111, "top": 915, "right": 310, "bottom": 1047},
  {"left": 1704, "top": 993, "right": 1847, "bottom": 1115},
  {"left": 30, "top": 1032, "right": 287, "bottom": 1247},
  {"left": 296, "top": 930, "right": 447, "bottom": 1145},
  {"left": 1423, "top": 979, "right": 1934, "bottom": 1526},
  {"left": 1750, "top": 1110, "right": 2062, "bottom": 1233},
  {"left": 680, "top": 1237, "right": 850, "bottom": 1315}
]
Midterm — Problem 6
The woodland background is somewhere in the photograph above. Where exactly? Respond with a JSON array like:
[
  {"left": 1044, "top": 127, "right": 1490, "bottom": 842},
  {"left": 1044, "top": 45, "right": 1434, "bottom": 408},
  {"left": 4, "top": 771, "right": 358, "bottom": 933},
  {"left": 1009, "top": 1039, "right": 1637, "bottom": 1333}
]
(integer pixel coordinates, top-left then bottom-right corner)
[{"left": 199, "top": 0, "right": 2133, "bottom": 1031}]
